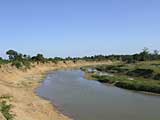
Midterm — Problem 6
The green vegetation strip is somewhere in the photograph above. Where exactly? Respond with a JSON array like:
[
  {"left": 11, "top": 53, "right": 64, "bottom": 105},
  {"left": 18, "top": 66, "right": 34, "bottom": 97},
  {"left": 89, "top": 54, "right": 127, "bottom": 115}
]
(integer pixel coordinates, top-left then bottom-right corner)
[
  {"left": 95, "top": 61, "right": 160, "bottom": 81},
  {"left": 93, "top": 75, "right": 160, "bottom": 94}
]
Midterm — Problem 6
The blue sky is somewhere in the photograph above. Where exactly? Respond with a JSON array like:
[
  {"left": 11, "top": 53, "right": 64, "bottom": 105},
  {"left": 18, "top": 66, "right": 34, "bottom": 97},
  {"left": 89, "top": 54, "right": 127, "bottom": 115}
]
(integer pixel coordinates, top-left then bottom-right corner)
[{"left": 0, "top": 0, "right": 160, "bottom": 58}]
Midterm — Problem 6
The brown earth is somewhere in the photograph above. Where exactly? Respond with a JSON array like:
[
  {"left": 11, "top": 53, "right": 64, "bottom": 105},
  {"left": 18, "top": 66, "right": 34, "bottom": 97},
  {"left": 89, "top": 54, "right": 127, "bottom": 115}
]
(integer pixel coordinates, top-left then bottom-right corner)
[{"left": 0, "top": 60, "right": 111, "bottom": 120}]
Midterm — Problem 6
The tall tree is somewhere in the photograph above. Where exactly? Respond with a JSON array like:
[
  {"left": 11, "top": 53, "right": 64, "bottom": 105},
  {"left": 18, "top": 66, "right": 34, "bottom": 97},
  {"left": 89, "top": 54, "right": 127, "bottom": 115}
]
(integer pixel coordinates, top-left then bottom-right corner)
[{"left": 6, "top": 50, "right": 18, "bottom": 60}]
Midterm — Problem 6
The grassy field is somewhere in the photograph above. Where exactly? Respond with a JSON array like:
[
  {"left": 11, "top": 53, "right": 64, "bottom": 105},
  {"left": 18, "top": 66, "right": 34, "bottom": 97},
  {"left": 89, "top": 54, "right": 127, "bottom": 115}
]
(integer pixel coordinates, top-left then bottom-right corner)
[{"left": 84, "top": 61, "right": 160, "bottom": 94}]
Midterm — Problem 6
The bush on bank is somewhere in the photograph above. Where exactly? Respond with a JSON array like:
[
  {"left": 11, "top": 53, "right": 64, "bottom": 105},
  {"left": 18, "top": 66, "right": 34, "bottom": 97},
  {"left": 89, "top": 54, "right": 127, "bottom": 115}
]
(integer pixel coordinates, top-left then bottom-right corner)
[{"left": 93, "top": 75, "right": 160, "bottom": 94}]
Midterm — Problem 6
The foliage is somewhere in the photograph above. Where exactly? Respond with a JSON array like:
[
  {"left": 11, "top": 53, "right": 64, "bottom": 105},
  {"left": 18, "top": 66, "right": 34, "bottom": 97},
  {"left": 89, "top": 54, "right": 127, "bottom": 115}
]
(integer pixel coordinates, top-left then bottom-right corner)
[
  {"left": 96, "top": 65, "right": 128, "bottom": 74},
  {"left": 95, "top": 61, "right": 160, "bottom": 80},
  {"left": 0, "top": 95, "right": 14, "bottom": 120},
  {"left": 154, "top": 74, "right": 160, "bottom": 80},
  {"left": 5, "top": 50, "right": 31, "bottom": 69},
  {"left": 11, "top": 61, "right": 23, "bottom": 69},
  {"left": 6, "top": 50, "right": 18, "bottom": 61},
  {"left": 90, "top": 60, "right": 160, "bottom": 94},
  {"left": 93, "top": 75, "right": 160, "bottom": 94},
  {"left": 31, "top": 54, "right": 46, "bottom": 63},
  {"left": 127, "top": 69, "right": 154, "bottom": 78},
  {"left": 0, "top": 59, "right": 9, "bottom": 65},
  {"left": 1, "top": 48, "right": 160, "bottom": 70},
  {"left": 22, "top": 60, "right": 31, "bottom": 69},
  {"left": 0, "top": 101, "right": 14, "bottom": 120}
]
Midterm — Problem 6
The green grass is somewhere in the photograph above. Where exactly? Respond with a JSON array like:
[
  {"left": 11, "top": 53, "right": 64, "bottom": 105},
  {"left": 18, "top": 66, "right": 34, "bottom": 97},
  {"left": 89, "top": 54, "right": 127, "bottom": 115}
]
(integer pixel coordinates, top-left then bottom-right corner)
[
  {"left": 0, "top": 95, "right": 14, "bottom": 120},
  {"left": 93, "top": 74, "right": 160, "bottom": 94},
  {"left": 89, "top": 60, "right": 160, "bottom": 94},
  {"left": 123, "top": 61, "right": 160, "bottom": 73},
  {"left": 95, "top": 60, "right": 160, "bottom": 80}
]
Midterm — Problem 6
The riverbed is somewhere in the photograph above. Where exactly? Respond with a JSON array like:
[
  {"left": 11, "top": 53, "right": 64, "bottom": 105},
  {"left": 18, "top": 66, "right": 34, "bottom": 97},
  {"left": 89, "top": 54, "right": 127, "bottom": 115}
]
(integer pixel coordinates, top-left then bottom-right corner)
[{"left": 37, "top": 70, "right": 160, "bottom": 120}]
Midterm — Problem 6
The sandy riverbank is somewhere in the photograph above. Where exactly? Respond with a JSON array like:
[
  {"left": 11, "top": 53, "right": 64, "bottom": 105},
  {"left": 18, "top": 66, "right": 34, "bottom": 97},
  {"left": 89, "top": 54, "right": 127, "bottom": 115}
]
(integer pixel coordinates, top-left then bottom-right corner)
[{"left": 0, "top": 60, "right": 111, "bottom": 120}]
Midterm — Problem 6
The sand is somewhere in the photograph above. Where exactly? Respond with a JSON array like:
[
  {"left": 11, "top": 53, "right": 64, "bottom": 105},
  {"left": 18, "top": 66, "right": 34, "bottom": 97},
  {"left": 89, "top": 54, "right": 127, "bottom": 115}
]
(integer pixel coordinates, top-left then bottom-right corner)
[{"left": 0, "top": 60, "right": 111, "bottom": 120}]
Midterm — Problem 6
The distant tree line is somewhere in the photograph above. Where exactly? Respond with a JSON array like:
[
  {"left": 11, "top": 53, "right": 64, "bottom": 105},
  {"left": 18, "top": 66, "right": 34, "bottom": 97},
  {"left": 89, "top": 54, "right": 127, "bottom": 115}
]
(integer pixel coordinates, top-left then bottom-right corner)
[
  {"left": 0, "top": 48, "right": 160, "bottom": 69},
  {"left": 71, "top": 48, "right": 160, "bottom": 63},
  {"left": 109, "top": 48, "right": 160, "bottom": 63}
]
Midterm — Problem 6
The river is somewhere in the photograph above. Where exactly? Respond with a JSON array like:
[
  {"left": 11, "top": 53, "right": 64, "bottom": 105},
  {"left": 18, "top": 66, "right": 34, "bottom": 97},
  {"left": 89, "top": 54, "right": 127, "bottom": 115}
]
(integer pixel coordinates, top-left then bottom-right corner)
[{"left": 37, "top": 70, "right": 160, "bottom": 120}]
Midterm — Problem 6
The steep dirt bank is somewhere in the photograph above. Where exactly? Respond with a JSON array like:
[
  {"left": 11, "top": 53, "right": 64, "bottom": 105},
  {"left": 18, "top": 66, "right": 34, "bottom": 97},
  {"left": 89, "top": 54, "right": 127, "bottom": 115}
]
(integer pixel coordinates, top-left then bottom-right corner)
[{"left": 0, "top": 60, "right": 111, "bottom": 120}]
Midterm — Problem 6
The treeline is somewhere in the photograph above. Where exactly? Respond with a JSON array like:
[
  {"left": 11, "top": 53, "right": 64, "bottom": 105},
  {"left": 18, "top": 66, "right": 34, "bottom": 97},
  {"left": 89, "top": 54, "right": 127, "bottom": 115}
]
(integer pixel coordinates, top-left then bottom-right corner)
[
  {"left": 0, "top": 48, "right": 160, "bottom": 69},
  {"left": 71, "top": 48, "right": 160, "bottom": 63},
  {"left": 0, "top": 57, "right": 8, "bottom": 64},
  {"left": 115, "top": 48, "right": 160, "bottom": 63}
]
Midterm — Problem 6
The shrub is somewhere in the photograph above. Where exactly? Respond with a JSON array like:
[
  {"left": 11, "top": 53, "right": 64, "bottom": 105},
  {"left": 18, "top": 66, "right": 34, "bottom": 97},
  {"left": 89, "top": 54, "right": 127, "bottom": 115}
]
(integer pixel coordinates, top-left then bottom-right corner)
[
  {"left": 0, "top": 59, "right": 9, "bottom": 65},
  {"left": 11, "top": 61, "right": 23, "bottom": 69},
  {"left": 96, "top": 65, "right": 129, "bottom": 74},
  {"left": 154, "top": 74, "right": 160, "bottom": 80},
  {"left": 22, "top": 60, "right": 31, "bottom": 69},
  {"left": 11, "top": 60, "right": 31, "bottom": 69},
  {"left": 115, "top": 81, "right": 160, "bottom": 94},
  {"left": 127, "top": 69, "right": 154, "bottom": 78},
  {"left": 0, "top": 96, "right": 14, "bottom": 120},
  {"left": 0, "top": 101, "right": 14, "bottom": 120}
]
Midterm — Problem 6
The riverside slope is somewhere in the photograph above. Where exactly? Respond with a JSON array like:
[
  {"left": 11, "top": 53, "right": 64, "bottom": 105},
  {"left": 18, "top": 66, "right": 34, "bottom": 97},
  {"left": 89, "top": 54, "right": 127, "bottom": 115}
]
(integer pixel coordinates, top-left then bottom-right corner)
[{"left": 0, "top": 60, "right": 111, "bottom": 120}]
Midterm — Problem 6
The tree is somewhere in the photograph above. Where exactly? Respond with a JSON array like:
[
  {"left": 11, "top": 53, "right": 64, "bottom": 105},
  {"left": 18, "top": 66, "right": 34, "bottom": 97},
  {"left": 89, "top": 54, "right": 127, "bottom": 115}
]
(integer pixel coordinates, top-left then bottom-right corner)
[
  {"left": 154, "top": 50, "right": 159, "bottom": 55},
  {"left": 32, "top": 54, "right": 45, "bottom": 63},
  {"left": 36, "top": 54, "right": 44, "bottom": 61},
  {"left": 54, "top": 57, "right": 63, "bottom": 61},
  {"left": 153, "top": 50, "right": 159, "bottom": 60},
  {"left": 139, "top": 48, "right": 150, "bottom": 61},
  {"left": 65, "top": 57, "right": 72, "bottom": 61},
  {"left": 6, "top": 50, "right": 18, "bottom": 60}
]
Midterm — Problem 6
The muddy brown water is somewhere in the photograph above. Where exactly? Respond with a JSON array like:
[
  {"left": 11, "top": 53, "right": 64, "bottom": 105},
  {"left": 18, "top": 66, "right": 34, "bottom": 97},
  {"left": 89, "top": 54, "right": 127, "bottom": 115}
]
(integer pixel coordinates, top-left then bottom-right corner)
[{"left": 37, "top": 70, "right": 160, "bottom": 120}]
